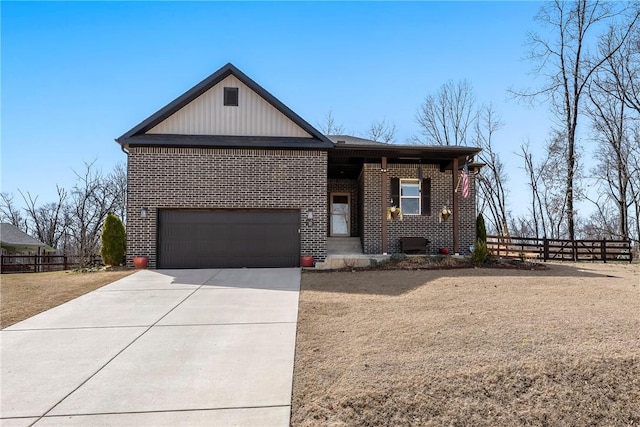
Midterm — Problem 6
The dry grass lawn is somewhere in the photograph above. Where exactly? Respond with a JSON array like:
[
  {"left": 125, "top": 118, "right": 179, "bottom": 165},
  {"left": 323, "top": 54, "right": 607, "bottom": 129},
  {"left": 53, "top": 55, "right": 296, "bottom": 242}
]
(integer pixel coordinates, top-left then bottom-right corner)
[
  {"left": 0, "top": 269, "right": 135, "bottom": 328},
  {"left": 292, "top": 262, "right": 640, "bottom": 426}
]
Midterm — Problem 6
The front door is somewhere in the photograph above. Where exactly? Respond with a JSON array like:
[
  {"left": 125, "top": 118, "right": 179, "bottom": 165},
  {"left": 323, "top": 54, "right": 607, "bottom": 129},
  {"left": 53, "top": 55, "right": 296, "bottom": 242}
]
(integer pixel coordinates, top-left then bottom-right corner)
[{"left": 330, "top": 193, "right": 350, "bottom": 236}]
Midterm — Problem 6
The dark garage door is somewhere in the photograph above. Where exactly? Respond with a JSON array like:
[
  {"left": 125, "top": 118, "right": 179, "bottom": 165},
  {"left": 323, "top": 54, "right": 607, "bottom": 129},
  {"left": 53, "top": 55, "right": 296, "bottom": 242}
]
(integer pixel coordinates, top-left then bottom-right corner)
[{"left": 157, "top": 209, "right": 300, "bottom": 268}]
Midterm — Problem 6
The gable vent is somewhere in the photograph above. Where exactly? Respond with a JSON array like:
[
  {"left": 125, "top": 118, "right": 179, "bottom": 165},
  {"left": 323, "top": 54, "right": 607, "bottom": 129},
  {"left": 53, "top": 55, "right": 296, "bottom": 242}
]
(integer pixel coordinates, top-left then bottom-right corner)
[{"left": 224, "top": 87, "right": 239, "bottom": 106}]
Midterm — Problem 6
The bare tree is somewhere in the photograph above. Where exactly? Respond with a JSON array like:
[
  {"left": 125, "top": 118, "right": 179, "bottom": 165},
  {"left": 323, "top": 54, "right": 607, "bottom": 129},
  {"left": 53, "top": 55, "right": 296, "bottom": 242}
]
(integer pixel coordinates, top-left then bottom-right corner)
[
  {"left": 518, "top": 130, "right": 579, "bottom": 240},
  {"left": 519, "top": 142, "right": 547, "bottom": 239},
  {"left": 110, "top": 162, "right": 127, "bottom": 222},
  {"left": 625, "top": 124, "right": 640, "bottom": 250},
  {"left": 66, "top": 161, "right": 124, "bottom": 265},
  {"left": 2, "top": 161, "right": 127, "bottom": 261},
  {"left": 509, "top": 213, "right": 537, "bottom": 238},
  {"left": 364, "top": 119, "right": 397, "bottom": 143},
  {"left": 586, "top": 77, "right": 632, "bottom": 240},
  {"left": 414, "top": 79, "right": 477, "bottom": 146},
  {"left": 581, "top": 13, "right": 640, "bottom": 248},
  {"left": 0, "top": 192, "right": 27, "bottom": 229},
  {"left": 579, "top": 194, "right": 621, "bottom": 239},
  {"left": 474, "top": 105, "right": 509, "bottom": 236},
  {"left": 601, "top": 11, "right": 640, "bottom": 114},
  {"left": 19, "top": 186, "right": 68, "bottom": 249},
  {"left": 317, "top": 110, "right": 345, "bottom": 135},
  {"left": 516, "top": 0, "right": 638, "bottom": 243}
]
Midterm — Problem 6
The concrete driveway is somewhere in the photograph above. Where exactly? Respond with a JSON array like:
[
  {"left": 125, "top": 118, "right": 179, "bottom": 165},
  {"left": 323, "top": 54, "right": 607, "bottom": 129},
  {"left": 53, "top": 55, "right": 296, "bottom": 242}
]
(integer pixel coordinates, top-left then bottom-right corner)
[{"left": 0, "top": 268, "right": 301, "bottom": 426}]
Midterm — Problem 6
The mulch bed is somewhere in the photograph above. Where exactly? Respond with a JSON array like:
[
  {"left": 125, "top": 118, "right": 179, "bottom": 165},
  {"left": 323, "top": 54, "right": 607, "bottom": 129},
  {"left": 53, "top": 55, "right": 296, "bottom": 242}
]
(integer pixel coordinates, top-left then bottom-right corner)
[{"left": 311, "top": 255, "right": 548, "bottom": 272}]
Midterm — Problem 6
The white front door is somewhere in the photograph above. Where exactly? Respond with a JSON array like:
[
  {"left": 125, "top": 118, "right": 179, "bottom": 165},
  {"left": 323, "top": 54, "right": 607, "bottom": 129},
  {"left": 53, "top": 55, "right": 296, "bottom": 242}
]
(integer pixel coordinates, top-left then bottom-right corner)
[{"left": 330, "top": 193, "right": 350, "bottom": 236}]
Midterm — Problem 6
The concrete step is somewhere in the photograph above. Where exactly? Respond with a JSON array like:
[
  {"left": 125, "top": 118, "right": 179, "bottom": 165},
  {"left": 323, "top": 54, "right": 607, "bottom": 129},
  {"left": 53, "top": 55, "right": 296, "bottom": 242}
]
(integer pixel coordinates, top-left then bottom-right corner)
[{"left": 327, "top": 237, "right": 363, "bottom": 255}]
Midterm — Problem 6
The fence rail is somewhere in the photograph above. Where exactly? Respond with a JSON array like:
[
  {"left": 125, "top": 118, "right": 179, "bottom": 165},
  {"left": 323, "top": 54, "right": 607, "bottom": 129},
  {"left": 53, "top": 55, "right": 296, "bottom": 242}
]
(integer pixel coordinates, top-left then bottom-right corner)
[
  {"left": 0, "top": 255, "right": 102, "bottom": 274},
  {"left": 486, "top": 235, "right": 633, "bottom": 263}
]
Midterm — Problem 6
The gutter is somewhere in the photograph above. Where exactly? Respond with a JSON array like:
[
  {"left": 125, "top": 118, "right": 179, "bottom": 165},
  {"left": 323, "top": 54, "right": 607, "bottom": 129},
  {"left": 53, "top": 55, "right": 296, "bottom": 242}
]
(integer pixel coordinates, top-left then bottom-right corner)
[{"left": 116, "top": 139, "right": 129, "bottom": 155}]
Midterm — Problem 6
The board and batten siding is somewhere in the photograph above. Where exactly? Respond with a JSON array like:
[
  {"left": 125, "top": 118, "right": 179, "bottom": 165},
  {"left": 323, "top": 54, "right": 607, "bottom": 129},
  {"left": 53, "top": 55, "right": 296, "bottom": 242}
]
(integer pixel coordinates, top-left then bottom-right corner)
[{"left": 146, "top": 75, "right": 312, "bottom": 138}]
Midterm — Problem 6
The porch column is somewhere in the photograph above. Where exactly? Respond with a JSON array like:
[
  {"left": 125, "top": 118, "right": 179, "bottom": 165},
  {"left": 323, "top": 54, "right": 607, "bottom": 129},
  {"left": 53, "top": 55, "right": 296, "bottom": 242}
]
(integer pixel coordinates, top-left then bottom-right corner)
[
  {"left": 381, "top": 157, "right": 388, "bottom": 254},
  {"left": 452, "top": 157, "right": 460, "bottom": 254}
]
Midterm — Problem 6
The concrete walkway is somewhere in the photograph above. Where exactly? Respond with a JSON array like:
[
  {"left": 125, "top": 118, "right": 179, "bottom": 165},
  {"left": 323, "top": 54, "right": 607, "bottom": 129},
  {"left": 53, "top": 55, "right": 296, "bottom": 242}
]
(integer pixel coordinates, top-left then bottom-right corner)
[{"left": 1, "top": 268, "right": 301, "bottom": 427}]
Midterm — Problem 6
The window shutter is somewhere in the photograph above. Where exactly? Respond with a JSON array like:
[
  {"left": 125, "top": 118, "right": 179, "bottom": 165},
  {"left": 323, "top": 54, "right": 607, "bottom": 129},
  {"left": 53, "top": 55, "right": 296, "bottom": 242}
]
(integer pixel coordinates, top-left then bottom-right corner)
[
  {"left": 421, "top": 178, "right": 431, "bottom": 216},
  {"left": 390, "top": 178, "right": 400, "bottom": 207}
]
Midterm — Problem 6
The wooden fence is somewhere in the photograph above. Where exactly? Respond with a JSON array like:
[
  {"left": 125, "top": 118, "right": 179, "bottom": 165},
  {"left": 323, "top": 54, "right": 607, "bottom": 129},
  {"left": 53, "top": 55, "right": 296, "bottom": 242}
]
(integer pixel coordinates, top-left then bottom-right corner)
[
  {"left": 0, "top": 255, "right": 102, "bottom": 274},
  {"left": 486, "top": 235, "right": 633, "bottom": 263}
]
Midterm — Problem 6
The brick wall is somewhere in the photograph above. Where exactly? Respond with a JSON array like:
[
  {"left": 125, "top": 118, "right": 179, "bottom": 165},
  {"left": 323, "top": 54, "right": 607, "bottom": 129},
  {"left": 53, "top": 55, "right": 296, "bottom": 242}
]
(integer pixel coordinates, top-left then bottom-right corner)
[
  {"left": 361, "top": 163, "right": 476, "bottom": 254},
  {"left": 327, "top": 178, "right": 358, "bottom": 237},
  {"left": 127, "top": 147, "right": 327, "bottom": 267},
  {"left": 362, "top": 164, "right": 383, "bottom": 253}
]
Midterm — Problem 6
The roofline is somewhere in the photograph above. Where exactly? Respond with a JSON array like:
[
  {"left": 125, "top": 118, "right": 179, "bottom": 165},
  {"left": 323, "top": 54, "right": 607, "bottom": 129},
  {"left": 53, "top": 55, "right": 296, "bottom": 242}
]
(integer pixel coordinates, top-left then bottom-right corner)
[
  {"left": 116, "top": 63, "right": 334, "bottom": 146},
  {"left": 1, "top": 243, "right": 56, "bottom": 252},
  {"left": 337, "top": 142, "right": 480, "bottom": 152},
  {"left": 331, "top": 142, "right": 481, "bottom": 158},
  {"left": 119, "top": 135, "right": 334, "bottom": 150}
]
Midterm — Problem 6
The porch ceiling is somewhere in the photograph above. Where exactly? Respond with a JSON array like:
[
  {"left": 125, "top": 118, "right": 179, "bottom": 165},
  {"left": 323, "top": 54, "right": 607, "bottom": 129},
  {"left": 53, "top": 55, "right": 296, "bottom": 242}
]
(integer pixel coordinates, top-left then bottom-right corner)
[{"left": 328, "top": 143, "right": 482, "bottom": 179}]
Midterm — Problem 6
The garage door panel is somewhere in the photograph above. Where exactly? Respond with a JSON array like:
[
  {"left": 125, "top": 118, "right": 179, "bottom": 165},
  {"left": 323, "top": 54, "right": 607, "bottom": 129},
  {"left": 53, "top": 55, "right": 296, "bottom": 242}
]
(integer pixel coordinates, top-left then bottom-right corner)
[{"left": 158, "top": 209, "right": 300, "bottom": 268}]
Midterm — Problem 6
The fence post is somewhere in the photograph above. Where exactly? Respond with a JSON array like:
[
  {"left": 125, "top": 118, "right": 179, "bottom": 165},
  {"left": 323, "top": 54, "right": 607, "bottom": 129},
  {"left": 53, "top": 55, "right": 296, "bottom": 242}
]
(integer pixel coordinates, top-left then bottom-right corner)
[
  {"left": 543, "top": 238, "right": 549, "bottom": 262},
  {"left": 601, "top": 238, "right": 607, "bottom": 263},
  {"left": 63, "top": 255, "right": 68, "bottom": 271}
]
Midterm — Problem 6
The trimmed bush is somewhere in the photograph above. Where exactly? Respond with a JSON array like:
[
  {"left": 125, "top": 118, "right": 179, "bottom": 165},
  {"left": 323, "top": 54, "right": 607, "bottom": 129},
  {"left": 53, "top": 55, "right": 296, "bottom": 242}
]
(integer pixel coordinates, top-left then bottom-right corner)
[
  {"left": 390, "top": 253, "right": 408, "bottom": 261},
  {"left": 476, "top": 213, "right": 487, "bottom": 244},
  {"left": 471, "top": 239, "right": 489, "bottom": 265},
  {"left": 101, "top": 213, "right": 126, "bottom": 266}
]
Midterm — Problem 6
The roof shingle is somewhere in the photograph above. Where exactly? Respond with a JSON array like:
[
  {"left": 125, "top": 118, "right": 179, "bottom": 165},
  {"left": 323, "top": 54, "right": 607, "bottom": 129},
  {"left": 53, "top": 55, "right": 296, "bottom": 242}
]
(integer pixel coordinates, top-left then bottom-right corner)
[{"left": 0, "top": 223, "right": 48, "bottom": 247}]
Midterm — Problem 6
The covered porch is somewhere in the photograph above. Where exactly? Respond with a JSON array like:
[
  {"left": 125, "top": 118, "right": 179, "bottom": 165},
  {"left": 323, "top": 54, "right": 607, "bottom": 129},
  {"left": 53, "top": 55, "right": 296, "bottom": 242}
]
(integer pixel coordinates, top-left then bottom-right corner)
[{"left": 325, "top": 135, "right": 481, "bottom": 258}]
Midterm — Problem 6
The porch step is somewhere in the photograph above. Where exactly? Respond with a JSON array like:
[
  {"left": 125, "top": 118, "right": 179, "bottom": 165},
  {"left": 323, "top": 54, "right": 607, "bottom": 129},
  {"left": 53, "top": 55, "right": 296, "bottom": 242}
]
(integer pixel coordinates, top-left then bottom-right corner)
[{"left": 327, "top": 237, "right": 363, "bottom": 255}]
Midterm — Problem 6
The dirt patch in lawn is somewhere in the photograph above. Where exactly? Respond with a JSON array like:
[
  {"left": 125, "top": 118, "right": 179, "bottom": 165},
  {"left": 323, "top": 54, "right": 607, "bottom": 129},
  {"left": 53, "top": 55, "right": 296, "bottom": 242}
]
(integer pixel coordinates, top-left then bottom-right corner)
[
  {"left": 1, "top": 269, "right": 135, "bottom": 328},
  {"left": 291, "top": 262, "right": 640, "bottom": 426}
]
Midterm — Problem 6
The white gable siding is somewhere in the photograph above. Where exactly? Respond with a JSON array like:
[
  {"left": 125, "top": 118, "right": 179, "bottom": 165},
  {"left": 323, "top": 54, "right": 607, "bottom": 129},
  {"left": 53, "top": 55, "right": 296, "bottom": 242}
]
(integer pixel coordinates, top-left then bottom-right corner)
[{"left": 146, "top": 75, "right": 312, "bottom": 138}]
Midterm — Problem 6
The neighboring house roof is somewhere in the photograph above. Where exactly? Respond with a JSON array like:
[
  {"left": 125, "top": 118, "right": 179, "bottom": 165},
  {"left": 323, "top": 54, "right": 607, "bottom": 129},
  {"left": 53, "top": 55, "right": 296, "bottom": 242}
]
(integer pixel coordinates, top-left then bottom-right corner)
[
  {"left": 117, "top": 63, "right": 334, "bottom": 150},
  {"left": 0, "top": 223, "right": 55, "bottom": 252}
]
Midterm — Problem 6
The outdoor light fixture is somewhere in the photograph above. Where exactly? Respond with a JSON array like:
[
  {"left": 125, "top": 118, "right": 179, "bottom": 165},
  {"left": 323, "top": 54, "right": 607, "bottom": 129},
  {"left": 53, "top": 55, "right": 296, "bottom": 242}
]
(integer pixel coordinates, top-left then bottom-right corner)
[
  {"left": 140, "top": 207, "right": 149, "bottom": 218},
  {"left": 306, "top": 209, "right": 313, "bottom": 226}
]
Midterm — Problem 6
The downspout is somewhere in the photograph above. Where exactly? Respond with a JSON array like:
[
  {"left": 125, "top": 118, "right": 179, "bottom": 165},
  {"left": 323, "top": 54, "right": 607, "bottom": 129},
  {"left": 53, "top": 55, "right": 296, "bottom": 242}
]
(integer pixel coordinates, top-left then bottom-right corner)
[{"left": 381, "top": 157, "right": 388, "bottom": 254}]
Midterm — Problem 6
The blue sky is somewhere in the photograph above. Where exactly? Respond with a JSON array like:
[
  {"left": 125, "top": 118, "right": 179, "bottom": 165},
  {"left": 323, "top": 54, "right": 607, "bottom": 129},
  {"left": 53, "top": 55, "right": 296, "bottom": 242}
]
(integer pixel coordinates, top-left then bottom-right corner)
[{"left": 2, "top": 1, "right": 555, "bottom": 217}]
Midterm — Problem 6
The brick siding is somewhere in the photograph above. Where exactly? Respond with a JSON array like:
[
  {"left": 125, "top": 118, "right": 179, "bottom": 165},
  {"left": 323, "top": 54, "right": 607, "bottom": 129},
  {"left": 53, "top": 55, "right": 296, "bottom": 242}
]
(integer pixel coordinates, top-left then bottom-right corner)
[
  {"left": 361, "top": 163, "right": 476, "bottom": 255},
  {"left": 127, "top": 147, "right": 327, "bottom": 267}
]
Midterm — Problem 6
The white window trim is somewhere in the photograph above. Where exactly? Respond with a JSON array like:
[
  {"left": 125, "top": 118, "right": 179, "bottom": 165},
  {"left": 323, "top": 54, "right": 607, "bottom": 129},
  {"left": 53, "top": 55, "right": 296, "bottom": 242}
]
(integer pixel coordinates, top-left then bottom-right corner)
[{"left": 400, "top": 179, "right": 421, "bottom": 215}]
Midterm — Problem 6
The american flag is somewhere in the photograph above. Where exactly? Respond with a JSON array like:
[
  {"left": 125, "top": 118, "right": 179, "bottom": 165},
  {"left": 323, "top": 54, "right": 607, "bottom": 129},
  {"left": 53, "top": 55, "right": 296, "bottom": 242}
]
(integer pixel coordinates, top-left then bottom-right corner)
[{"left": 461, "top": 161, "right": 470, "bottom": 199}]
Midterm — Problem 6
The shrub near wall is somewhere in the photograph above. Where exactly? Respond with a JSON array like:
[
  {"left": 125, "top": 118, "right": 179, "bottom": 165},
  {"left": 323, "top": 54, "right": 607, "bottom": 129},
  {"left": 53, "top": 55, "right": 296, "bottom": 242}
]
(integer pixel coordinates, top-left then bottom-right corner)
[
  {"left": 472, "top": 213, "right": 488, "bottom": 264},
  {"left": 101, "top": 213, "right": 126, "bottom": 266}
]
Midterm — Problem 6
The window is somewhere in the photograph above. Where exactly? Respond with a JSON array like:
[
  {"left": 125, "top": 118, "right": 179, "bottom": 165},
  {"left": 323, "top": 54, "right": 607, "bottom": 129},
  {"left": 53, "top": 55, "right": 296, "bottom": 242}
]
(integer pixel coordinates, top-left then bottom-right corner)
[
  {"left": 223, "top": 87, "right": 239, "bottom": 106},
  {"left": 400, "top": 179, "right": 420, "bottom": 215},
  {"left": 391, "top": 177, "right": 431, "bottom": 216}
]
